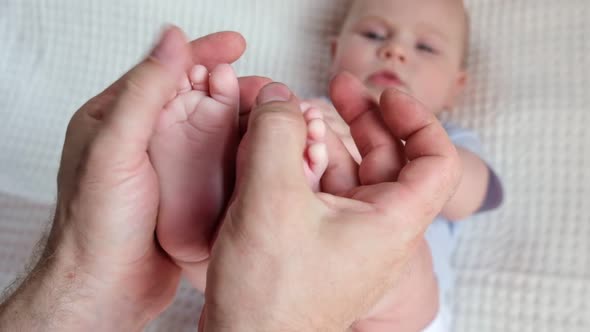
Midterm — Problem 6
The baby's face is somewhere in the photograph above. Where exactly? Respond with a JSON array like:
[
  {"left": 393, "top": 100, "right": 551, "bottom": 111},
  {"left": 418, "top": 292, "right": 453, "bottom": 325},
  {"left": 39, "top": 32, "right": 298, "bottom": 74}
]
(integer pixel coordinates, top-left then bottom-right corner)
[{"left": 331, "top": 0, "right": 468, "bottom": 113}]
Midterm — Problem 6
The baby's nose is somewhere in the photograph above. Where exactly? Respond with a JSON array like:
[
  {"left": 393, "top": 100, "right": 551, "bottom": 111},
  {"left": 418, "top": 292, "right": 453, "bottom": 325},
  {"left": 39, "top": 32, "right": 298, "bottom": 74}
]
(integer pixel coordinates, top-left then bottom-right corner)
[{"left": 380, "top": 44, "right": 407, "bottom": 63}]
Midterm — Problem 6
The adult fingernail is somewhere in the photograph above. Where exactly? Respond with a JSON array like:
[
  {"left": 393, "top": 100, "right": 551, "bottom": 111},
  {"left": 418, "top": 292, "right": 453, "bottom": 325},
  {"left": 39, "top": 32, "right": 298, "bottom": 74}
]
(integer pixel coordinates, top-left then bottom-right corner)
[
  {"left": 150, "top": 26, "right": 178, "bottom": 65},
  {"left": 257, "top": 83, "right": 292, "bottom": 104}
]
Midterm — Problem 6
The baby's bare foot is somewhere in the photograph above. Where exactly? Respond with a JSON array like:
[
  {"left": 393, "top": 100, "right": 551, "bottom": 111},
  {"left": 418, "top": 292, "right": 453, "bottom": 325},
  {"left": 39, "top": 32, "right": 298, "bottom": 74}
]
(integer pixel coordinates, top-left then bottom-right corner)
[{"left": 150, "top": 64, "right": 239, "bottom": 264}]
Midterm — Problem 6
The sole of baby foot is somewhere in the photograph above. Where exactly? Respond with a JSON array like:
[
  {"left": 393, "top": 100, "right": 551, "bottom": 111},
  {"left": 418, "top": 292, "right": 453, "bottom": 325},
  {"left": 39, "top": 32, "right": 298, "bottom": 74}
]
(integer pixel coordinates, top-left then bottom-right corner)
[{"left": 151, "top": 63, "right": 239, "bottom": 264}]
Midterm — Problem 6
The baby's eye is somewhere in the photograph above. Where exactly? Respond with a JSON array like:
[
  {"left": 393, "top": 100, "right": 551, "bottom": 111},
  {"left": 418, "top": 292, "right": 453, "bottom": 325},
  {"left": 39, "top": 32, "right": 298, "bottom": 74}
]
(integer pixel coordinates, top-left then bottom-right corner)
[
  {"left": 417, "top": 43, "right": 438, "bottom": 54},
  {"left": 362, "top": 31, "right": 387, "bottom": 41}
]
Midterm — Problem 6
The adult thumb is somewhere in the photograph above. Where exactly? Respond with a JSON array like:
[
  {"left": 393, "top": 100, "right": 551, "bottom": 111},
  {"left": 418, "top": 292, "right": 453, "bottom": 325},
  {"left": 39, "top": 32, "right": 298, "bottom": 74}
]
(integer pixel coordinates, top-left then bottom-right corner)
[
  {"left": 237, "top": 83, "right": 310, "bottom": 195},
  {"left": 97, "top": 26, "right": 190, "bottom": 155}
]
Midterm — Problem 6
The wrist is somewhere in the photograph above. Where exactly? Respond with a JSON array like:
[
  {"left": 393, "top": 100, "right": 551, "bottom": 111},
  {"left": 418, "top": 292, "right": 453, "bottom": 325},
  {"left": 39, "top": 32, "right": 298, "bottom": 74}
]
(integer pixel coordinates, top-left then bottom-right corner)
[
  {"left": 203, "top": 317, "right": 305, "bottom": 332},
  {"left": 0, "top": 233, "right": 151, "bottom": 331},
  {"left": 201, "top": 301, "right": 324, "bottom": 332}
]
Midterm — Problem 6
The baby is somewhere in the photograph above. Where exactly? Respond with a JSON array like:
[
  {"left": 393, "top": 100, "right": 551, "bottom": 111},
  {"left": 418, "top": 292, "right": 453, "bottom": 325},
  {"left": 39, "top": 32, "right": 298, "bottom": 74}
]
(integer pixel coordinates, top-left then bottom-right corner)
[{"left": 302, "top": 0, "right": 503, "bottom": 331}]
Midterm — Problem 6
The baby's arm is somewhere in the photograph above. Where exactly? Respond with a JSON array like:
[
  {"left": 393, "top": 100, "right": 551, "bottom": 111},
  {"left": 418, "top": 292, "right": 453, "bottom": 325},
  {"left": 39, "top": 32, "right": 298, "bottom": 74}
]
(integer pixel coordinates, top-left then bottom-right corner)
[{"left": 440, "top": 147, "right": 490, "bottom": 221}]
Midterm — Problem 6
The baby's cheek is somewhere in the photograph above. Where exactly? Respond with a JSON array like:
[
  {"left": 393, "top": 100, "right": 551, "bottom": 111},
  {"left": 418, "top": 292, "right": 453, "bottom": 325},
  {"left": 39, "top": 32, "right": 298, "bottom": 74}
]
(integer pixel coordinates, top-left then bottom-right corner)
[
  {"left": 335, "top": 44, "right": 372, "bottom": 80},
  {"left": 414, "top": 76, "right": 448, "bottom": 112},
  {"left": 333, "top": 59, "right": 359, "bottom": 78}
]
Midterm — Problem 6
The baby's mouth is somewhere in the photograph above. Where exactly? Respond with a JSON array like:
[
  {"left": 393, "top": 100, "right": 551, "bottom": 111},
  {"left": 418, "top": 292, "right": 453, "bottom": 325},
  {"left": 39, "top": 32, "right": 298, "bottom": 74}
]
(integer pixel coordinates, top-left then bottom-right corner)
[{"left": 367, "top": 70, "right": 406, "bottom": 89}]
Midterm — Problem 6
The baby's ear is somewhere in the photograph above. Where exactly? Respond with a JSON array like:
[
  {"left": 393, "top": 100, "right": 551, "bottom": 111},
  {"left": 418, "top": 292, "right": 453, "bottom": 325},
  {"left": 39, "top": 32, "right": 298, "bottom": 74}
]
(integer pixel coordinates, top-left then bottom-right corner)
[{"left": 444, "top": 70, "right": 468, "bottom": 110}]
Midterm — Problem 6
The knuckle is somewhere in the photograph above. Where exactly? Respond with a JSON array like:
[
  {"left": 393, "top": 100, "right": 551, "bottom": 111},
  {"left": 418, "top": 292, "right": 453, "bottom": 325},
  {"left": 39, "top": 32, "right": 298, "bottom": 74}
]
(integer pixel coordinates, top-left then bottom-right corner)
[
  {"left": 122, "top": 73, "right": 150, "bottom": 101},
  {"left": 120, "top": 62, "right": 169, "bottom": 103}
]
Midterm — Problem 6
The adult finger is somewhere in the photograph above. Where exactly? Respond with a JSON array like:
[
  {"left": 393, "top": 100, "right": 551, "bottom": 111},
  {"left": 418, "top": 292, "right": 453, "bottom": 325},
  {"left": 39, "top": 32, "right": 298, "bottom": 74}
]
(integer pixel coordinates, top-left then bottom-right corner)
[
  {"left": 96, "top": 26, "right": 190, "bottom": 156},
  {"left": 330, "top": 72, "right": 406, "bottom": 185},
  {"left": 237, "top": 83, "right": 310, "bottom": 199},
  {"left": 368, "top": 89, "right": 461, "bottom": 220},
  {"left": 320, "top": 124, "right": 360, "bottom": 195},
  {"left": 238, "top": 76, "right": 273, "bottom": 136},
  {"left": 188, "top": 31, "right": 246, "bottom": 69}
]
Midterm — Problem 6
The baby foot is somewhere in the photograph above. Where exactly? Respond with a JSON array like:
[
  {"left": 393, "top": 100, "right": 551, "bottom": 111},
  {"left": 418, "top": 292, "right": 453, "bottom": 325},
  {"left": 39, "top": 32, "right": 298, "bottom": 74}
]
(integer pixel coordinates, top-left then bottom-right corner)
[
  {"left": 300, "top": 103, "right": 329, "bottom": 192},
  {"left": 150, "top": 63, "right": 239, "bottom": 264}
]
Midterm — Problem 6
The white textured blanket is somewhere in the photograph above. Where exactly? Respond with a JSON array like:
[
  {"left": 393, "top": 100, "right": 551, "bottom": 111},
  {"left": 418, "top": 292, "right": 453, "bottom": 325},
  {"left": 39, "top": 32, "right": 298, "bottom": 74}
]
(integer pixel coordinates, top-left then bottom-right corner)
[{"left": 0, "top": 0, "right": 588, "bottom": 331}]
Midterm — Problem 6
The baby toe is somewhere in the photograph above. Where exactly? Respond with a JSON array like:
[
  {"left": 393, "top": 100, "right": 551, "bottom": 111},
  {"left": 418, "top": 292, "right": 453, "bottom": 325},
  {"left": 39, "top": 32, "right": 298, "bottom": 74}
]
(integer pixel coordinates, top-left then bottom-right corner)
[
  {"left": 307, "top": 118, "right": 326, "bottom": 142},
  {"left": 306, "top": 142, "right": 329, "bottom": 190},
  {"left": 300, "top": 102, "right": 312, "bottom": 113},
  {"left": 190, "top": 65, "right": 210, "bottom": 93},
  {"left": 304, "top": 107, "right": 324, "bottom": 122},
  {"left": 209, "top": 64, "right": 239, "bottom": 107}
]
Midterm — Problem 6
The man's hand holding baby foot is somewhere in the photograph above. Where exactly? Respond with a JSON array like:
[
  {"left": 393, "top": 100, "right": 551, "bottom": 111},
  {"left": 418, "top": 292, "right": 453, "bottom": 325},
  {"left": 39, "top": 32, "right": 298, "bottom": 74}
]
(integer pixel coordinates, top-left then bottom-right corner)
[
  {"left": 200, "top": 82, "right": 461, "bottom": 332},
  {"left": 323, "top": 72, "right": 460, "bottom": 331},
  {"left": 0, "top": 27, "right": 208, "bottom": 331}
]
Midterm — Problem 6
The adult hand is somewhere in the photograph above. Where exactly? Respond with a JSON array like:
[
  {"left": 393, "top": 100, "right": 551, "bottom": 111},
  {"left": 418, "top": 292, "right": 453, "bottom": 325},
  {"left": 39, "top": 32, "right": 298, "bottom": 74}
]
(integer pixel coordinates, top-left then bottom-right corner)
[
  {"left": 200, "top": 80, "right": 461, "bottom": 331},
  {"left": 325, "top": 72, "right": 445, "bottom": 331},
  {"left": 0, "top": 27, "right": 263, "bottom": 331}
]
